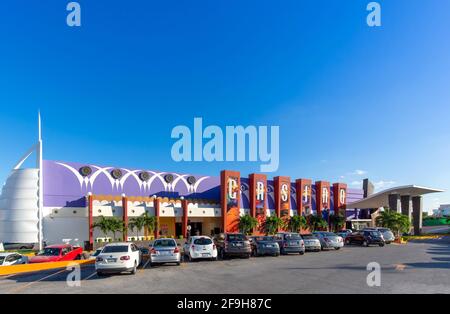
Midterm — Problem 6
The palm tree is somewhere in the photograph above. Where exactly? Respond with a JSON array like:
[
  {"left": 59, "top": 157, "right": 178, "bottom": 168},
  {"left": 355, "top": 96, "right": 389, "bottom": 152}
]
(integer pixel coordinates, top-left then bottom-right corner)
[
  {"left": 289, "top": 215, "right": 307, "bottom": 233},
  {"left": 92, "top": 216, "right": 113, "bottom": 239},
  {"left": 239, "top": 214, "right": 258, "bottom": 235},
  {"left": 264, "top": 216, "right": 284, "bottom": 235},
  {"left": 329, "top": 214, "right": 346, "bottom": 232},
  {"left": 128, "top": 215, "right": 146, "bottom": 239},
  {"left": 109, "top": 217, "right": 125, "bottom": 242},
  {"left": 307, "top": 214, "right": 328, "bottom": 232},
  {"left": 142, "top": 212, "right": 158, "bottom": 237},
  {"left": 376, "top": 208, "right": 411, "bottom": 238}
]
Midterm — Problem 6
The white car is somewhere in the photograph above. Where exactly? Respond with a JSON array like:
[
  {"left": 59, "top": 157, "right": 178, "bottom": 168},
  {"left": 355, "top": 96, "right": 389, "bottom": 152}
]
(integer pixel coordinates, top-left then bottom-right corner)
[
  {"left": 95, "top": 243, "right": 141, "bottom": 276},
  {"left": 0, "top": 253, "right": 28, "bottom": 266},
  {"left": 183, "top": 236, "right": 218, "bottom": 262}
]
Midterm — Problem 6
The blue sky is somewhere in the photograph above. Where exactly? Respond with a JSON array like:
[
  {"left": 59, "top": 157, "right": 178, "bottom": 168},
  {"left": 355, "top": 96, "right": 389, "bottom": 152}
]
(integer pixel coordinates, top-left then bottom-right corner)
[{"left": 0, "top": 0, "right": 449, "bottom": 211}]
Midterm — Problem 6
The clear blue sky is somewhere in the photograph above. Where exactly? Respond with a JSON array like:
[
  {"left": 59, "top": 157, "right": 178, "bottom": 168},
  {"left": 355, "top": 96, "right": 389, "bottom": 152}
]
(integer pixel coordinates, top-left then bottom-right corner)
[{"left": 1, "top": 0, "right": 449, "bottom": 211}]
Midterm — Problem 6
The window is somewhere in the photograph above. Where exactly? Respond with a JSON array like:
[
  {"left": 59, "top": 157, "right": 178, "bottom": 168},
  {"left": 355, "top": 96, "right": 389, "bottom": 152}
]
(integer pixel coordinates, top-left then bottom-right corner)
[
  {"left": 103, "top": 246, "right": 129, "bottom": 253},
  {"left": 154, "top": 240, "right": 177, "bottom": 247},
  {"left": 194, "top": 238, "right": 213, "bottom": 245}
]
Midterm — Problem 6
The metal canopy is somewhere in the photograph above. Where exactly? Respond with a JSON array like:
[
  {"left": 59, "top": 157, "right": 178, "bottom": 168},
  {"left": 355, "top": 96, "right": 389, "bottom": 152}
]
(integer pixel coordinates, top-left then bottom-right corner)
[{"left": 346, "top": 185, "right": 444, "bottom": 209}]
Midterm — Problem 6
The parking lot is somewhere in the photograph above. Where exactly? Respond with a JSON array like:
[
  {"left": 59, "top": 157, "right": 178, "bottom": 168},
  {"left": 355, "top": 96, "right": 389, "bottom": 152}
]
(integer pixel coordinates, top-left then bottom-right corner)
[{"left": 1, "top": 237, "right": 449, "bottom": 294}]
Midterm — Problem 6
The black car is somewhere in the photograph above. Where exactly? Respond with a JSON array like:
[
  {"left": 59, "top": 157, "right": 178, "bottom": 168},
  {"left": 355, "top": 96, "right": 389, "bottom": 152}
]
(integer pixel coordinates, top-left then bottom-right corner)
[{"left": 345, "top": 230, "right": 385, "bottom": 247}]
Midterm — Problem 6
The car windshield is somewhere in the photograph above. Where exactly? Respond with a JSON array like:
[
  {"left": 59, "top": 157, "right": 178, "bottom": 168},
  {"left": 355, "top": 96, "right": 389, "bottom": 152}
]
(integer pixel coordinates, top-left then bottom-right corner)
[
  {"left": 92, "top": 249, "right": 102, "bottom": 257},
  {"left": 154, "top": 240, "right": 177, "bottom": 247},
  {"left": 38, "top": 248, "right": 61, "bottom": 256},
  {"left": 193, "top": 238, "right": 213, "bottom": 245},
  {"left": 367, "top": 231, "right": 382, "bottom": 236},
  {"left": 102, "top": 246, "right": 129, "bottom": 253},
  {"left": 321, "top": 232, "right": 337, "bottom": 237},
  {"left": 227, "top": 234, "right": 247, "bottom": 241},
  {"left": 302, "top": 235, "right": 316, "bottom": 239},
  {"left": 285, "top": 234, "right": 302, "bottom": 240}
]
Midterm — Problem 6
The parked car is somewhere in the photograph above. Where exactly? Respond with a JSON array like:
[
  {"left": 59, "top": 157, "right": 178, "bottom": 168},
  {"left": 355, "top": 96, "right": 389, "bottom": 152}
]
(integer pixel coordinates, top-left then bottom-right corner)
[
  {"left": 95, "top": 242, "right": 142, "bottom": 275},
  {"left": 2, "top": 243, "right": 35, "bottom": 251},
  {"left": 150, "top": 238, "right": 181, "bottom": 266},
  {"left": 249, "top": 236, "right": 280, "bottom": 257},
  {"left": 345, "top": 230, "right": 385, "bottom": 247},
  {"left": 313, "top": 232, "right": 344, "bottom": 250},
  {"left": 0, "top": 253, "right": 28, "bottom": 266},
  {"left": 183, "top": 236, "right": 218, "bottom": 262},
  {"left": 214, "top": 233, "right": 252, "bottom": 259},
  {"left": 301, "top": 234, "right": 321, "bottom": 252},
  {"left": 363, "top": 227, "right": 395, "bottom": 244},
  {"left": 29, "top": 244, "right": 84, "bottom": 263},
  {"left": 275, "top": 232, "right": 305, "bottom": 255},
  {"left": 90, "top": 247, "right": 104, "bottom": 260}
]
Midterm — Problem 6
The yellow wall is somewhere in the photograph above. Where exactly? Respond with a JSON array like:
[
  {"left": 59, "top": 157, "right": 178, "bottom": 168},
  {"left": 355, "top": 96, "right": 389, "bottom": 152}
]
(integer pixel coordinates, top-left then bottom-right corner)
[
  {"left": 159, "top": 217, "right": 176, "bottom": 237},
  {"left": 189, "top": 217, "right": 222, "bottom": 236}
]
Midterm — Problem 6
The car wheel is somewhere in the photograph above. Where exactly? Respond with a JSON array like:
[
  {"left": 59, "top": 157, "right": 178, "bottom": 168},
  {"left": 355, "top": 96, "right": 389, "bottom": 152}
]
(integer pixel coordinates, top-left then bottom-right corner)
[
  {"left": 345, "top": 239, "right": 350, "bottom": 245},
  {"left": 299, "top": 251, "right": 305, "bottom": 255},
  {"left": 379, "top": 243, "right": 385, "bottom": 247},
  {"left": 131, "top": 262, "right": 137, "bottom": 275},
  {"left": 335, "top": 247, "right": 340, "bottom": 251},
  {"left": 363, "top": 241, "right": 369, "bottom": 247}
]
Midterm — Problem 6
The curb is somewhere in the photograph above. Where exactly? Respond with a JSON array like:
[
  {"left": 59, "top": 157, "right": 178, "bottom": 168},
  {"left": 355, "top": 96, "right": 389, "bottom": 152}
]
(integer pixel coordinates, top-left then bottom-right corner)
[{"left": 0, "top": 260, "right": 95, "bottom": 277}]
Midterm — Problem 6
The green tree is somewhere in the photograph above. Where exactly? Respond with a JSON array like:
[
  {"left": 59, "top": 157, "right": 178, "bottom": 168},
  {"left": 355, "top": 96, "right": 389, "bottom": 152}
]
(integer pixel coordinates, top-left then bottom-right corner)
[
  {"left": 109, "top": 217, "right": 126, "bottom": 241},
  {"left": 306, "top": 215, "right": 328, "bottom": 232},
  {"left": 289, "top": 215, "right": 307, "bottom": 233},
  {"left": 142, "top": 212, "right": 158, "bottom": 237},
  {"left": 92, "top": 216, "right": 113, "bottom": 239},
  {"left": 376, "top": 208, "right": 411, "bottom": 237},
  {"left": 264, "top": 216, "right": 284, "bottom": 235},
  {"left": 329, "top": 214, "right": 346, "bottom": 232},
  {"left": 238, "top": 214, "right": 258, "bottom": 235},
  {"left": 128, "top": 214, "right": 146, "bottom": 239}
]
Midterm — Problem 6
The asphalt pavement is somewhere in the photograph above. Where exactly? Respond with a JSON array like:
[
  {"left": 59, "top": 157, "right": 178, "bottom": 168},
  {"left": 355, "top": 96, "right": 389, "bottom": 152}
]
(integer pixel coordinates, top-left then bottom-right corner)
[{"left": 1, "top": 236, "right": 449, "bottom": 294}]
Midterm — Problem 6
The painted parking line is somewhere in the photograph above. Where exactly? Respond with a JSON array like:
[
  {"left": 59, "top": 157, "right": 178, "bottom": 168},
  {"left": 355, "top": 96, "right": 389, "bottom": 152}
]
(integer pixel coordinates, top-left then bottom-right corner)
[
  {"left": 83, "top": 271, "right": 98, "bottom": 281},
  {"left": 8, "top": 269, "right": 67, "bottom": 294}
]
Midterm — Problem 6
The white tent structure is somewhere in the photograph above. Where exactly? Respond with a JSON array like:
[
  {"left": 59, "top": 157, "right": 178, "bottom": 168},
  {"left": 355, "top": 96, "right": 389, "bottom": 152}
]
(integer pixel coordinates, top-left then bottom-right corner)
[{"left": 0, "top": 113, "right": 44, "bottom": 250}]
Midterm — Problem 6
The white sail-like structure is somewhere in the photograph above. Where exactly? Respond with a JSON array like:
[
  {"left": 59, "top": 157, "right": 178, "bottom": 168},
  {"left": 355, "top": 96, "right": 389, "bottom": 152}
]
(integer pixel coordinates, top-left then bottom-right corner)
[{"left": 0, "top": 113, "right": 43, "bottom": 249}]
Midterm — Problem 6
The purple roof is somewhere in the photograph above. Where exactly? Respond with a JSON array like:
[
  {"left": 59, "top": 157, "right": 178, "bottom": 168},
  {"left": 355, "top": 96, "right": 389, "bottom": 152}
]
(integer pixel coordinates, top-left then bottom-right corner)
[{"left": 42, "top": 160, "right": 364, "bottom": 210}]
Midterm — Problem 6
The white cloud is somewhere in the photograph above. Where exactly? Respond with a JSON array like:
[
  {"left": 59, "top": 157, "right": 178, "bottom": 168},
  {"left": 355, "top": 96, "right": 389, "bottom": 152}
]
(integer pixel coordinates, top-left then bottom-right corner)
[
  {"left": 353, "top": 169, "right": 367, "bottom": 176},
  {"left": 351, "top": 180, "right": 363, "bottom": 186},
  {"left": 373, "top": 180, "right": 396, "bottom": 191}
]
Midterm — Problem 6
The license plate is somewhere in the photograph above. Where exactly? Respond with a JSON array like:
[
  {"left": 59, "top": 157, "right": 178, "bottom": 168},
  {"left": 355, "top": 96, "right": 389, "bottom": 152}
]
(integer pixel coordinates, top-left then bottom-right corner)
[
  {"left": 107, "top": 258, "right": 116, "bottom": 263},
  {"left": 202, "top": 253, "right": 210, "bottom": 257},
  {"left": 235, "top": 243, "right": 243, "bottom": 247},
  {"left": 265, "top": 244, "right": 274, "bottom": 248},
  {"left": 290, "top": 242, "right": 298, "bottom": 246},
  {"left": 160, "top": 251, "right": 171, "bottom": 256}
]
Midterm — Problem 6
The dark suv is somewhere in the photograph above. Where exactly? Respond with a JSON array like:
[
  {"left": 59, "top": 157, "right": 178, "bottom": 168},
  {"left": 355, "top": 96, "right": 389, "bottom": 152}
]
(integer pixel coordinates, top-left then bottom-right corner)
[
  {"left": 215, "top": 233, "right": 252, "bottom": 259},
  {"left": 345, "top": 230, "right": 385, "bottom": 247}
]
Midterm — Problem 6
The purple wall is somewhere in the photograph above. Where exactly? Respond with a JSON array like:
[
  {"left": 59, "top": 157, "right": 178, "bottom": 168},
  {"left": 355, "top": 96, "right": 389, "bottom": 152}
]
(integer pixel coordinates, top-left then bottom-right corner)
[{"left": 43, "top": 160, "right": 364, "bottom": 212}]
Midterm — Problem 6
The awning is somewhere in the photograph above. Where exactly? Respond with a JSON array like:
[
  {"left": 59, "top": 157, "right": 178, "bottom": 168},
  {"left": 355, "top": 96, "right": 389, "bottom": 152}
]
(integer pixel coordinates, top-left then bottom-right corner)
[{"left": 346, "top": 185, "right": 444, "bottom": 209}]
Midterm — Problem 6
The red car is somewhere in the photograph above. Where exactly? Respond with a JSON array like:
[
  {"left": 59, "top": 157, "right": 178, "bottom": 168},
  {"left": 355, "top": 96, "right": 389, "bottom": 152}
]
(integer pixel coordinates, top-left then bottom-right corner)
[{"left": 29, "top": 244, "right": 84, "bottom": 264}]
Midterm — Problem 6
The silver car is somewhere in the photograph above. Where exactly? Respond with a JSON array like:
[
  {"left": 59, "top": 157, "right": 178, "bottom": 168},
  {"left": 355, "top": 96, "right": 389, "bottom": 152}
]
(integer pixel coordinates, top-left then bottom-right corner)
[
  {"left": 150, "top": 238, "right": 181, "bottom": 267},
  {"left": 313, "top": 232, "right": 344, "bottom": 250},
  {"left": 301, "top": 234, "right": 321, "bottom": 252}
]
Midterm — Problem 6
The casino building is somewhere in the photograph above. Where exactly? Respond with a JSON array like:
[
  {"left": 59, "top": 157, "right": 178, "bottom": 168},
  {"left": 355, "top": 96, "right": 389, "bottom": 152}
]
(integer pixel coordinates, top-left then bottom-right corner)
[{"left": 0, "top": 116, "right": 443, "bottom": 249}]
